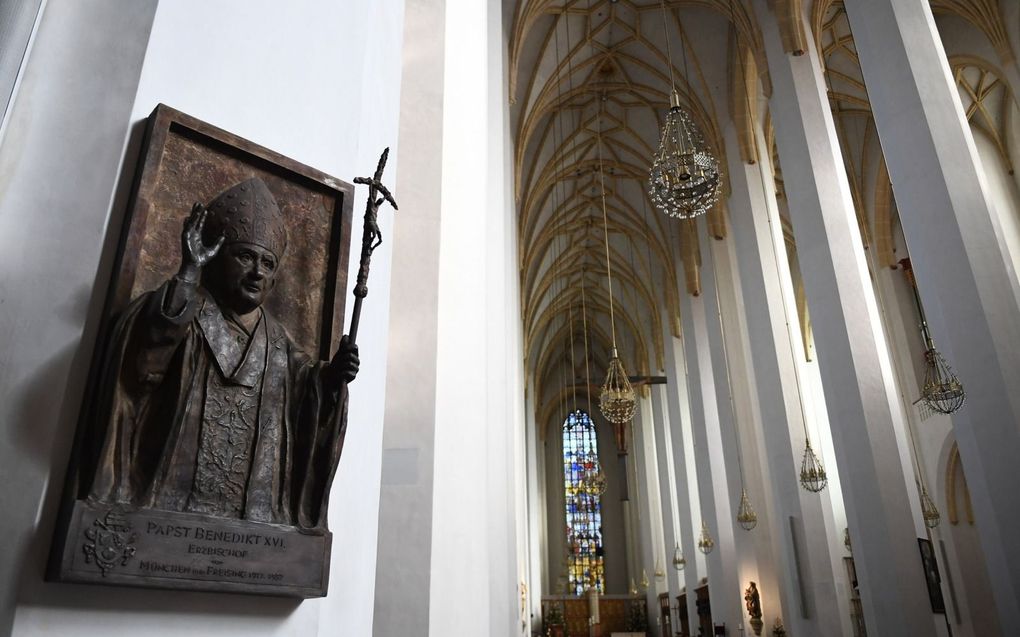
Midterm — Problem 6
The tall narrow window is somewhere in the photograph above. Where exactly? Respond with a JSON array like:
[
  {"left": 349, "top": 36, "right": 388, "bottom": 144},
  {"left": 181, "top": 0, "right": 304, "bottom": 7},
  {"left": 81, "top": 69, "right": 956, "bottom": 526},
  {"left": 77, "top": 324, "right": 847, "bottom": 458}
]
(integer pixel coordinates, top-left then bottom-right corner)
[{"left": 563, "top": 409, "right": 605, "bottom": 595}]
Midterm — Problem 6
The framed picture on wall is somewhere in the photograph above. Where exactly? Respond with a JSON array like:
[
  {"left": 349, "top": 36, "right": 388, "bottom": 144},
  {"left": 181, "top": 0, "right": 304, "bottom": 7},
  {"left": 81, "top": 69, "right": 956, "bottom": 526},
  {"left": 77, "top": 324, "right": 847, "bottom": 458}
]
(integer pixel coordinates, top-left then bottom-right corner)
[{"left": 917, "top": 538, "right": 946, "bottom": 614}]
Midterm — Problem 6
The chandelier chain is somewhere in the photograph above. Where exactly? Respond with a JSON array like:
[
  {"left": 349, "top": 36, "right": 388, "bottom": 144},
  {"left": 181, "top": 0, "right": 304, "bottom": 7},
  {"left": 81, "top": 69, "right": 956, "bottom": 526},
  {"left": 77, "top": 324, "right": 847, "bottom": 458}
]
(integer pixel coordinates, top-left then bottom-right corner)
[
  {"left": 596, "top": 114, "right": 619, "bottom": 351},
  {"left": 729, "top": 0, "right": 826, "bottom": 491},
  {"left": 658, "top": 0, "right": 677, "bottom": 96},
  {"left": 581, "top": 272, "right": 594, "bottom": 410},
  {"left": 708, "top": 228, "right": 746, "bottom": 491},
  {"left": 552, "top": 17, "right": 572, "bottom": 419}
]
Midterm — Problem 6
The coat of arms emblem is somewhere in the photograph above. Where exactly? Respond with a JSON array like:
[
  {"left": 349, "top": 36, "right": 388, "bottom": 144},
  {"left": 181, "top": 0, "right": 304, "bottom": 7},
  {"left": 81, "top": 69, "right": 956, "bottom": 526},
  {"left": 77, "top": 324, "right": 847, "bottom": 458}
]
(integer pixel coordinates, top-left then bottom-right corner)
[{"left": 82, "top": 510, "right": 137, "bottom": 576}]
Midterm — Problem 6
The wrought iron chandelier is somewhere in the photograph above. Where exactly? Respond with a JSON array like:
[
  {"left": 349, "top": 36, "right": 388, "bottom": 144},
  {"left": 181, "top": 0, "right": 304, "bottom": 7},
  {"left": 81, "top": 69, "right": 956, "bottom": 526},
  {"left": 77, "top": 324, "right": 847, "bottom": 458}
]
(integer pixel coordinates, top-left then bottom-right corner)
[
  {"left": 920, "top": 484, "right": 941, "bottom": 529},
  {"left": 648, "top": 0, "right": 721, "bottom": 219},
  {"left": 900, "top": 259, "right": 964, "bottom": 415},
  {"left": 594, "top": 108, "right": 637, "bottom": 426},
  {"left": 601, "top": 353, "right": 636, "bottom": 424},
  {"left": 799, "top": 440, "right": 828, "bottom": 493},
  {"left": 736, "top": 488, "right": 758, "bottom": 531},
  {"left": 672, "top": 543, "right": 686, "bottom": 571},
  {"left": 706, "top": 216, "right": 760, "bottom": 530},
  {"left": 921, "top": 347, "right": 965, "bottom": 415},
  {"left": 697, "top": 521, "right": 715, "bottom": 555}
]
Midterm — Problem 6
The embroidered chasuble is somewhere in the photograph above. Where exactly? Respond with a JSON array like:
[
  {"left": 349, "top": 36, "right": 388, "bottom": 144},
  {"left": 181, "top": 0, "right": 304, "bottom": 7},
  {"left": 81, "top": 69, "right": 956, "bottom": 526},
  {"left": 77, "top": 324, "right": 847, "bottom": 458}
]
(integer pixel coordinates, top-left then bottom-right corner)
[{"left": 88, "top": 281, "right": 350, "bottom": 529}]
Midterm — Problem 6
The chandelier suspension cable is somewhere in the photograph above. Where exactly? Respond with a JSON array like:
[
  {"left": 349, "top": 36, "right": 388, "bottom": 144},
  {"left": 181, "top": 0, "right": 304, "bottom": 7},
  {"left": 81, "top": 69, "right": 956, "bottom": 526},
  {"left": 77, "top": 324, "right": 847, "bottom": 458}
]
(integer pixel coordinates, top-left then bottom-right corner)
[
  {"left": 658, "top": 0, "right": 677, "bottom": 97},
  {"left": 758, "top": 103, "right": 825, "bottom": 493},
  {"left": 824, "top": 43, "right": 939, "bottom": 521},
  {"left": 729, "top": 0, "right": 826, "bottom": 492},
  {"left": 898, "top": 266, "right": 945, "bottom": 526},
  {"left": 649, "top": 0, "right": 721, "bottom": 219},
  {"left": 595, "top": 103, "right": 620, "bottom": 352},
  {"left": 552, "top": 14, "right": 579, "bottom": 419},
  {"left": 706, "top": 234, "right": 757, "bottom": 530},
  {"left": 707, "top": 246, "right": 746, "bottom": 490},
  {"left": 581, "top": 271, "right": 594, "bottom": 411},
  {"left": 666, "top": 215, "right": 714, "bottom": 549},
  {"left": 588, "top": 0, "right": 619, "bottom": 351},
  {"left": 720, "top": 0, "right": 747, "bottom": 492},
  {"left": 585, "top": 5, "right": 637, "bottom": 428},
  {"left": 821, "top": 36, "right": 932, "bottom": 514},
  {"left": 702, "top": 16, "right": 757, "bottom": 521},
  {"left": 818, "top": 47, "right": 939, "bottom": 525}
]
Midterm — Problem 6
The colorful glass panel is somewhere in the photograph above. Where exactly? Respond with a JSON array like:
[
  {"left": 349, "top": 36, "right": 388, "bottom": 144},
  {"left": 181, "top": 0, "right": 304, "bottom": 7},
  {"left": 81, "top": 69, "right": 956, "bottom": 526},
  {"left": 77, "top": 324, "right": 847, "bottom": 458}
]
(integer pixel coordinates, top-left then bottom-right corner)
[{"left": 562, "top": 409, "right": 605, "bottom": 595}]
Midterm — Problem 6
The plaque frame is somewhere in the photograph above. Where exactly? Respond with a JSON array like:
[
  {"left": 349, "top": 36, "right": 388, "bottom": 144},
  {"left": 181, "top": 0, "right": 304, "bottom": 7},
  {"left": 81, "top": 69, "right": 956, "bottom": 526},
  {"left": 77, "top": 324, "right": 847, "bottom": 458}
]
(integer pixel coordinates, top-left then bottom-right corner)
[{"left": 48, "top": 104, "right": 355, "bottom": 598}]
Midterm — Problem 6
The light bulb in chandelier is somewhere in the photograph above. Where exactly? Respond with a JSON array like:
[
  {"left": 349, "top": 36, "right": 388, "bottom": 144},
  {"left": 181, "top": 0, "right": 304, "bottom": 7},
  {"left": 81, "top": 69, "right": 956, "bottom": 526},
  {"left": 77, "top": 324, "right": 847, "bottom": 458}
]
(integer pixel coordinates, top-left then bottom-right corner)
[
  {"left": 736, "top": 488, "right": 758, "bottom": 531},
  {"left": 697, "top": 521, "right": 715, "bottom": 555},
  {"left": 920, "top": 485, "right": 941, "bottom": 529},
  {"left": 649, "top": 91, "right": 722, "bottom": 219},
  {"left": 799, "top": 440, "right": 828, "bottom": 493},
  {"left": 921, "top": 346, "right": 965, "bottom": 415},
  {"left": 672, "top": 543, "right": 686, "bottom": 571},
  {"left": 600, "top": 349, "right": 637, "bottom": 424}
]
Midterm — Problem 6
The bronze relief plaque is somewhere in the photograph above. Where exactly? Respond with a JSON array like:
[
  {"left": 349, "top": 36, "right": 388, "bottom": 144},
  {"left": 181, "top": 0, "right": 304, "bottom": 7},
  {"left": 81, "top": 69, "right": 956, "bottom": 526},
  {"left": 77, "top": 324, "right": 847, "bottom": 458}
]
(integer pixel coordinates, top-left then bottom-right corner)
[{"left": 49, "top": 104, "right": 357, "bottom": 598}]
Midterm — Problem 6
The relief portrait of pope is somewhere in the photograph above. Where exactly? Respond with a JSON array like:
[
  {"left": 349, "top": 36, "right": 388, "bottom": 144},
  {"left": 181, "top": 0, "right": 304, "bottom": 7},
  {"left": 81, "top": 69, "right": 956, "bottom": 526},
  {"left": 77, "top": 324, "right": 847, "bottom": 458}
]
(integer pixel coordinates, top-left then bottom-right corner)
[{"left": 87, "top": 177, "right": 358, "bottom": 530}]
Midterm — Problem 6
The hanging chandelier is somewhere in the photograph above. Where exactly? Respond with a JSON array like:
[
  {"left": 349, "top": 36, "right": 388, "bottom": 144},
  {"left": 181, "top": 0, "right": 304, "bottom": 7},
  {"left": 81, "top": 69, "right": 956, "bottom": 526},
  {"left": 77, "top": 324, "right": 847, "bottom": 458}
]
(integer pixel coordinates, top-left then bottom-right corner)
[
  {"left": 736, "top": 488, "right": 758, "bottom": 531},
  {"left": 648, "top": 0, "right": 721, "bottom": 219},
  {"left": 649, "top": 92, "right": 721, "bottom": 219},
  {"left": 799, "top": 440, "right": 828, "bottom": 493},
  {"left": 600, "top": 350, "right": 637, "bottom": 424},
  {"left": 920, "top": 485, "right": 941, "bottom": 529},
  {"left": 592, "top": 104, "right": 637, "bottom": 426},
  {"left": 921, "top": 347, "right": 965, "bottom": 415},
  {"left": 697, "top": 521, "right": 715, "bottom": 554},
  {"left": 672, "top": 543, "right": 686, "bottom": 571},
  {"left": 899, "top": 258, "right": 965, "bottom": 415}
]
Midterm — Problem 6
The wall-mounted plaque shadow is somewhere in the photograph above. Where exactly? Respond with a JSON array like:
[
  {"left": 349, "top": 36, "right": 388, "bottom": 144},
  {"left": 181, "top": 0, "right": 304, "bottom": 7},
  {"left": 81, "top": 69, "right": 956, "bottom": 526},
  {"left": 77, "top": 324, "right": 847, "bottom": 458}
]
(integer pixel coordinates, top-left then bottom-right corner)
[{"left": 49, "top": 104, "right": 355, "bottom": 598}]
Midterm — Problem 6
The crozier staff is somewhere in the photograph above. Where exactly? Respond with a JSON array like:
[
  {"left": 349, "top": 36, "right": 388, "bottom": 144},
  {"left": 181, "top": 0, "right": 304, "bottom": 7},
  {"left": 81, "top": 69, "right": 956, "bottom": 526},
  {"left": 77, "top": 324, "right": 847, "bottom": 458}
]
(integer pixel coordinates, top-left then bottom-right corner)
[{"left": 90, "top": 177, "right": 358, "bottom": 530}]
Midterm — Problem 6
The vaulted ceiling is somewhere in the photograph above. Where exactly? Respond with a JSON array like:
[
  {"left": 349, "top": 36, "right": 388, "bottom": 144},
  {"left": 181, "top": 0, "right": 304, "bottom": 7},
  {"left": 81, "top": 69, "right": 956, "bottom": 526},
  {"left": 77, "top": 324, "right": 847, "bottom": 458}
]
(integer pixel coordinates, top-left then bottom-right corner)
[
  {"left": 509, "top": 0, "right": 767, "bottom": 435},
  {"left": 509, "top": 0, "right": 1018, "bottom": 437}
]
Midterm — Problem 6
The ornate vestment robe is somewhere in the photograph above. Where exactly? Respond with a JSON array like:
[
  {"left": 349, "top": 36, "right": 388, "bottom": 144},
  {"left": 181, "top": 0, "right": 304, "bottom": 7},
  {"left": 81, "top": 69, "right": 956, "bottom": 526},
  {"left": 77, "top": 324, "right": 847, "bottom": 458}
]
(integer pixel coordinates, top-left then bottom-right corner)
[{"left": 88, "top": 281, "right": 348, "bottom": 530}]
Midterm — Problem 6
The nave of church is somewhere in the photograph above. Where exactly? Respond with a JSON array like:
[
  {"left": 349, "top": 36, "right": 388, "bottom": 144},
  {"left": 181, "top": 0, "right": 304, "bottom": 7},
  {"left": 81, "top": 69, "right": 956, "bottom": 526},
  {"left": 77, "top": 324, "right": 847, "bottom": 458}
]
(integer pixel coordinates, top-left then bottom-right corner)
[{"left": 0, "top": 1, "right": 1018, "bottom": 636}]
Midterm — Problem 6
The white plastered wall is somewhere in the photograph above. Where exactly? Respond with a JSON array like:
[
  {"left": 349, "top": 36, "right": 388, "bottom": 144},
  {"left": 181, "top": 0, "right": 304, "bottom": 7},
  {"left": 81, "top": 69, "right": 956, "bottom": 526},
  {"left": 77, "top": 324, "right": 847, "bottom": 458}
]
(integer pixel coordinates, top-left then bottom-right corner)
[{"left": 0, "top": 1, "right": 405, "bottom": 635}]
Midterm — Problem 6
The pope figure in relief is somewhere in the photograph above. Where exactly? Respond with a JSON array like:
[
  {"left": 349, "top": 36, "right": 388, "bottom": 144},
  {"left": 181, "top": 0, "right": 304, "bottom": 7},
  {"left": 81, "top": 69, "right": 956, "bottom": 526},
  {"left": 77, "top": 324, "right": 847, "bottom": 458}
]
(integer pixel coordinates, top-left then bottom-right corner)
[{"left": 88, "top": 177, "right": 358, "bottom": 530}]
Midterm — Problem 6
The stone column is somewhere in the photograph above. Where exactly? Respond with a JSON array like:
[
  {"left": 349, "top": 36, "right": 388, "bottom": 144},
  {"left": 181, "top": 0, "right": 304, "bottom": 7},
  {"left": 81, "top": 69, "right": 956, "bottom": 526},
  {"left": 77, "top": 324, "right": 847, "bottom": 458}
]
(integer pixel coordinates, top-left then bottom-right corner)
[
  {"left": 633, "top": 395, "right": 666, "bottom": 625},
  {"left": 650, "top": 385, "right": 683, "bottom": 619},
  {"left": 662, "top": 321, "right": 706, "bottom": 629},
  {"left": 844, "top": 1, "right": 1020, "bottom": 628},
  {"left": 754, "top": 0, "right": 938, "bottom": 633},
  {"left": 679, "top": 277, "right": 743, "bottom": 632},
  {"left": 723, "top": 122, "right": 849, "bottom": 636},
  {"left": 373, "top": 0, "right": 446, "bottom": 633}
]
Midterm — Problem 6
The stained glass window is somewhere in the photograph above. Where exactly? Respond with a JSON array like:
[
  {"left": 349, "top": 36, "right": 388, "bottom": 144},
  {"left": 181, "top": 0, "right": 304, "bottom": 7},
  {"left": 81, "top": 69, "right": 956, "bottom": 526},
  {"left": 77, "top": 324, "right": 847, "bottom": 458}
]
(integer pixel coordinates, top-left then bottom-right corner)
[{"left": 563, "top": 409, "right": 605, "bottom": 595}]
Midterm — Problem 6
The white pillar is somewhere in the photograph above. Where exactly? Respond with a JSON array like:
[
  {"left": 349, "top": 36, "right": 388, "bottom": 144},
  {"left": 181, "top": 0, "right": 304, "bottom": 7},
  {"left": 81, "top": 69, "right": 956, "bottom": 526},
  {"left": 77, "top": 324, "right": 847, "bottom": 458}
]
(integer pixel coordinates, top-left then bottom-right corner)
[
  {"left": 754, "top": 1, "right": 938, "bottom": 633},
  {"left": 525, "top": 392, "right": 546, "bottom": 628},
  {"left": 374, "top": 0, "right": 446, "bottom": 633},
  {"left": 723, "top": 123, "right": 849, "bottom": 636},
  {"left": 679, "top": 280, "right": 742, "bottom": 633},
  {"left": 633, "top": 395, "right": 666, "bottom": 625},
  {"left": 426, "top": 0, "right": 522, "bottom": 633},
  {"left": 844, "top": 1, "right": 1020, "bottom": 627},
  {"left": 650, "top": 384, "right": 682, "bottom": 629},
  {"left": 662, "top": 324, "right": 705, "bottom": 629},
  {"left": 707, "top": 232, "right": 804, "bottom": 636}
]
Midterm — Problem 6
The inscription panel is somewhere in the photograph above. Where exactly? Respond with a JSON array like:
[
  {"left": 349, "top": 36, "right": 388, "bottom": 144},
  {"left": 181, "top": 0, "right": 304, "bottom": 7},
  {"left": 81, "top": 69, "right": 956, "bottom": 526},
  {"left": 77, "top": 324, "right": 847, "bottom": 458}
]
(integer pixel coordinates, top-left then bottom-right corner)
[{"left": 59, "top": 500, "right": 331, "bottom": 597}]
